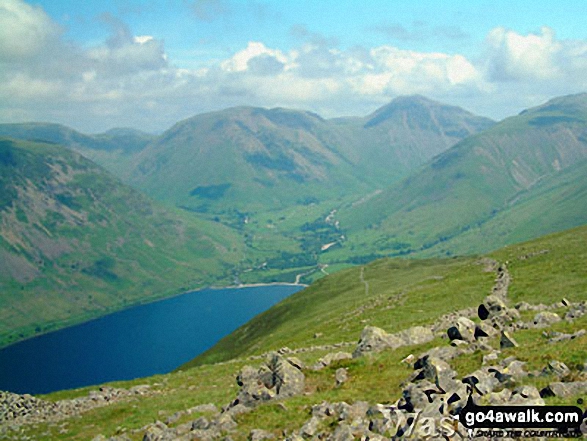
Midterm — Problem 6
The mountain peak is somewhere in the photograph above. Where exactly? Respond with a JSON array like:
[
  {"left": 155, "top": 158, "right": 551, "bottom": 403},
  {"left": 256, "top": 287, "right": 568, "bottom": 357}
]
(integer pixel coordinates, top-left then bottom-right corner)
[{"left": 363, "top": 95, "right": 494, "bottom": 132}]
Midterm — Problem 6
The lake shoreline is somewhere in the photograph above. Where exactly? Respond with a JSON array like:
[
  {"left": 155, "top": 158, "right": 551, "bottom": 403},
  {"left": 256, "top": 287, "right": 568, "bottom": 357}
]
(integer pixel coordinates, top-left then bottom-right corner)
[{"left": 0, "top": 281, "right": 308, "bottom": 353}]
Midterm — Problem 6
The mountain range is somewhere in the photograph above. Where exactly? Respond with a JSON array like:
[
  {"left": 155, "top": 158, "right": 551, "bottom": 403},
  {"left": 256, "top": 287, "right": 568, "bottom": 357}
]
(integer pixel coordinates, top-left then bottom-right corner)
[{"left": 1, "top": 93, "right": 587, "bottom": 347}]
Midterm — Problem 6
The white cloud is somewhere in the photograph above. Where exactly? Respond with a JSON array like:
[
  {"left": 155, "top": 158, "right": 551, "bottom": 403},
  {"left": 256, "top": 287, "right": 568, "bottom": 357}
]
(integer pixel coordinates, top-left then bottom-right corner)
[
  {"left": 0, "top": 0, "right": 61, "bottom": 60},
  {"left": 220, "top": 42, "right": 288, "bottom": 72},
  {"left": 2, "top": 2, "right": 587, "bottom": 132},
  {"left": 485, "top": 27, "right": 561, "bottom": 81}
]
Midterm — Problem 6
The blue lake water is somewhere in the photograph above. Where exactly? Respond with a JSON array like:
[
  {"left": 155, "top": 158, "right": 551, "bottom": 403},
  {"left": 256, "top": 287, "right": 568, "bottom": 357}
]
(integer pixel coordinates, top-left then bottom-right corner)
[{"left": 0, "top": 284, "right": 303, "bottom": 395}]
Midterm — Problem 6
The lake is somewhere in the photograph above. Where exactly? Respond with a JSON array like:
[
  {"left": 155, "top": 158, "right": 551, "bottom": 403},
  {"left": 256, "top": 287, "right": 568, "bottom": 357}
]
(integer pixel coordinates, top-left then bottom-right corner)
[{"left": 0, "top": 284, "right": 303, "bottom": 395}]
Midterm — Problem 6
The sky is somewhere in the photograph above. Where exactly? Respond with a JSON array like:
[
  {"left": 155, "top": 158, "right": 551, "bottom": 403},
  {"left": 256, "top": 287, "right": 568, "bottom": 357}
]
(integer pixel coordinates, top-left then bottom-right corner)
[{"left": 1, "top": 0, "right": 587, "bottom": 133}]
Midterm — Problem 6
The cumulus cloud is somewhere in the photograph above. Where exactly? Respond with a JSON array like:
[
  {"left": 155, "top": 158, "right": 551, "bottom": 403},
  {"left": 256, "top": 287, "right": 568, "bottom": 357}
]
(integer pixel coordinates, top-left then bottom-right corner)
[
  {"left": 485, "top": 27, "right": 562, "bottom": 81},
  {"left": 2, "top": 1, "right": 587, "bottom": 132},
  {"left": 0, "top": 0, "right": 61, "bottom": 60}
]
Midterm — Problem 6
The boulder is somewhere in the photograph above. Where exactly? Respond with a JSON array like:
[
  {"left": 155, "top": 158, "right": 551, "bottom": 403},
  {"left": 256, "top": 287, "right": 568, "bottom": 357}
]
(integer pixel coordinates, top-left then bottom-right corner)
[
  {"left": 462, "top": 369, "right": 500, "bottom": 395},
  {"left": 234, "top": 353, "right": 305, "bottom": 406},
  {"left": 474, "top": 322, "right": 499, "bottom": 339},
  {"left": 312, "top": 352, "right": 352, "bottom": 370},
  {"left": 478, "top": 295, "right": 507, "bottom": 320},
  {"left": 265, "top": 353, "right": 305, "bottom": 397},
  {"left": 447, "top": 317, "right": 476, "bottom": 342},
  {"left": 542, "top": 360, "right": 571, "bottom": 378},
  {"left": 400, "top": 326, "right": 434, "bottom": 345},
  {"left": 540, "top": 381, "right": 587, "bottom": 398},
  {"left": 352, "top": 326, "right": 403, "bottom": 358}
]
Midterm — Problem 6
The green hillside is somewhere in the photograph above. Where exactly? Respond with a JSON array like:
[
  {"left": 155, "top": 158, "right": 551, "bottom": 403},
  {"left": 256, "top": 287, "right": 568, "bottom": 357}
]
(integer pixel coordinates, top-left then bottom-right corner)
[
  {"left": 332, "top": 93, "right": 587, "bottom": 262},
  {"left": 7, "top": 224, "right": 586, "bottom": 441},
  {"left": 0, "top": 138, "right": 243, "bottom": 348}
]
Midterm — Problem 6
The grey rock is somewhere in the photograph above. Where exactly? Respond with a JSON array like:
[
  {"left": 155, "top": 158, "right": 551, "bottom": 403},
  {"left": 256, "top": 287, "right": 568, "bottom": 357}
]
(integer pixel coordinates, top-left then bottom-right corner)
[
  {"left": 533, "top": 312, "right": 562, "bottom": 328},
  {"left": 339, "top": 401, "right": 369, "bottom": 421},
  {"left": 266, "top": 353, "right": 305, "bottom": 397},
  {"left": 142, "top": 422, "right": 169, "bottom": 441},
  {"left": 312, "top": 352, "right": 352, "bottom": 370},
  {"left": 414, "top": 356, "right": 458, "bottom": 391},
  {"left": 546, "top": 329, "right": 586, "bottom": 343},
  {"left": 540, "top": 381, "right": 587, "bottom": 398},
  {"left": 500, "top": 359, "right": 528, "bottom": 380},
  {"left": 191, "top": 417, "right": 210, "bottom": 430},
  {"left": 419, "top": 345, "right": 464, "bottom": 362},
  {"left": 510, "top": 386, "right": 544, "bottom": 405},
  {"left": 400, "top": 326, "right": 435, "bottom": 345},
  {"left": 475, "top": 322, "right": 499, "bottom": 339},
  {"left": 352, "top": 326, "right": 403, "bottom": 358},
  {"left": 214, "top": 414, "right": 237, "bottom": 432},
  {"left": 187, "top": 403, "right": 218, "bottom": 415},
  {"left": 329, "top": 423, "right": 354, "bottom": 441},
  {"left": 234, "top": 353, "right": 305, "bottom": 407},
  {"left": 543, "top": 360, "right": 571, "bottom": 378},
  {"left": 478, "top": 295, "right": 507, "bottom": 320},
  {"left": 447, "top": 317, "right": 476, "bottom": 342},
  {"left": 487, "top": 388, "right": 512, "bottom": 405},
  {"left": 312, "top": 401, "right": 336, "bottom": 418},
  {"left": 335, "top": 368, "right": 348, "bottom": 386},
  {"left": 482, "top": 351, "right": 500, "bottom": 365},
  {"left": 299, "top": 416, "right": 321, "bottom": 437},
  {"left": 500, "top": 331, "right": 519, "bottom": 349},
  {"left": 462, "top": 369, "right": 500, "bottom": 395}
]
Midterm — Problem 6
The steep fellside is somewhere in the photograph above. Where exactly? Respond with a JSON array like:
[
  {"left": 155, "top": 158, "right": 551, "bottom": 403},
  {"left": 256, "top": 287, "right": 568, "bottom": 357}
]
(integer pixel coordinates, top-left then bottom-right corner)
[
  {"left": 335, "top": 93, "right": 587, "bottom": 261},
  {"left": 0, "top": 138, "right": 243, "bottom": 348}
]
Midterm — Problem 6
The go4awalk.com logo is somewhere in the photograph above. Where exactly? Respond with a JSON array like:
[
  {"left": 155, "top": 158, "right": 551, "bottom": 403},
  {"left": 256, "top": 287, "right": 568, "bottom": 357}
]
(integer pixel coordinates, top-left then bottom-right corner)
[{"left": 459, "top": 396, "right": 586, "bottom": 438}]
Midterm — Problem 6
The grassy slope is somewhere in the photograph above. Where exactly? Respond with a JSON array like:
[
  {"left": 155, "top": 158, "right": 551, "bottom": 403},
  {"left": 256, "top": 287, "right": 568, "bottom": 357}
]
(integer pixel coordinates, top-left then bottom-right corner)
[
  {"left": 0, "top": 138, "right": 244, "bottom": 348},
  {"left": 14, "top": 224, "right": 586, "bottom": 441}
]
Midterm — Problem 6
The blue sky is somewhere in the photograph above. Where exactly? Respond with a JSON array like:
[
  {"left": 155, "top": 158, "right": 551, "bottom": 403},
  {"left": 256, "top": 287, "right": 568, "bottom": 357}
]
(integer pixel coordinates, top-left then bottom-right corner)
[{"left": 2, "top": 0, "right": 587, "bottom": 132}]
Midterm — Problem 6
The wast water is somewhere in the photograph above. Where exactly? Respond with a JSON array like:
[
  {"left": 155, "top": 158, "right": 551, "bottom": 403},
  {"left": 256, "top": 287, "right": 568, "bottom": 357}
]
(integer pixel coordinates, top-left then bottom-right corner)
[{"left": 0, "top": 284, "right": 302, "bottom": 394}]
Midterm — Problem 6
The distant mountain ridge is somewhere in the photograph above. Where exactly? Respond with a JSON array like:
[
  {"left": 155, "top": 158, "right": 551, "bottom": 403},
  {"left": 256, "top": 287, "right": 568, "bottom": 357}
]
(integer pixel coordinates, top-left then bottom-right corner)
[
  {"left": 0, "top": 96, "right": 495, "bottom": 214},
  {"left": 126, "top": 96, "right": 494, "bottom": 212}
]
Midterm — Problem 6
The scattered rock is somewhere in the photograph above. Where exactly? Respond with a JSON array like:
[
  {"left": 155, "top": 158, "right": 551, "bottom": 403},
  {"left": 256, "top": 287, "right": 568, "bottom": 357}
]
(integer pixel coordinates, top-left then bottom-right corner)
[{"left": 545, "top": 329, "right": 586, "bottom": 343}]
